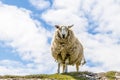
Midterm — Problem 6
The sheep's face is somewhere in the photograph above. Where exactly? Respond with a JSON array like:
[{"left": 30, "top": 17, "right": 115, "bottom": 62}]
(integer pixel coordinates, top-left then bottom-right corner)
[{"left": 55, "top": 25, "right": 73, "bottom": 39}]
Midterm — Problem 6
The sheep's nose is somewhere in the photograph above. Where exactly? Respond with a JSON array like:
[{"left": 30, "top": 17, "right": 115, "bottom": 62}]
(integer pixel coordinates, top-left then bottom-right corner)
[{"left": 62, "top": 34, "right": 65, "bottom": 38}]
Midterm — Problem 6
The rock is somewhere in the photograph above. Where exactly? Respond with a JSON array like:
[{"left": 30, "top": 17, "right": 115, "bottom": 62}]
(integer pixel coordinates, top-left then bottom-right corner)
[
  {"left": 96, "top": 73, "right": 105, "bottom": 79},
  {"left": 115, "top": 72, "right": 120, "bottom": 80}
]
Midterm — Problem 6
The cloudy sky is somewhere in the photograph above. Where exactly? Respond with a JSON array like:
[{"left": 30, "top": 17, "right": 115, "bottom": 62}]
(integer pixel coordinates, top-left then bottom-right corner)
[{"left": 0, "top": 0, "right": 120, "bottom": 75}]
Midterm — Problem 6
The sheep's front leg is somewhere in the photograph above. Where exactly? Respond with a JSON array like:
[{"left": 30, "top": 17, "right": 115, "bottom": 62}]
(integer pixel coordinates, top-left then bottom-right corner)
[
  {"left": 65, "top": 64, "right": 68, "bottom": 73},
  {"left": 63, "top": 64, "right": 67, "bottom": 73},
  {"left": 57, "top": 63, "right": 60, "bottom": 74},
  {"left": 63, "top": 56, "right": 69, "bottom": 73}
]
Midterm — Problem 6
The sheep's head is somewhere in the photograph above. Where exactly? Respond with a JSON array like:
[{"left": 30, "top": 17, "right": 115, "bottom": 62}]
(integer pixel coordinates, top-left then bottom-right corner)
[{"left": 55, "top": 25, "right": 73, "bottom": 39}]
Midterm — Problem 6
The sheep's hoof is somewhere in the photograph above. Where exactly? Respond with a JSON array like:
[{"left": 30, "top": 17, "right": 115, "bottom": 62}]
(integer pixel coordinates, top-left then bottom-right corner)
[{"left": 57, "top": 71, "right": 60, "bottom": 74}]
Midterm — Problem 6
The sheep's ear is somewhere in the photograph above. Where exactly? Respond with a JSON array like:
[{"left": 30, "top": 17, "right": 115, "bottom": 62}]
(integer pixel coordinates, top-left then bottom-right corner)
[
  {"left": 55, "top": 25, "right": 60, "bottom": 29},
  {"left": 68, "top": 24, "right": 74, "bottom": 28}
]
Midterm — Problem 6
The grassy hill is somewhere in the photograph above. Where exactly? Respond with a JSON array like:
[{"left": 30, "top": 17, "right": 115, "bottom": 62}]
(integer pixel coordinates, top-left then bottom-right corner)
[{"left": 0, "top": 71, "right": 119, "bottom": 80}]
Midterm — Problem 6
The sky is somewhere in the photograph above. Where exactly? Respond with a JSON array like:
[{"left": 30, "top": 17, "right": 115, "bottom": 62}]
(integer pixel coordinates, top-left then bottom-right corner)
[{"left": 0, "top": 0, "right": 120, "bottom": 75}]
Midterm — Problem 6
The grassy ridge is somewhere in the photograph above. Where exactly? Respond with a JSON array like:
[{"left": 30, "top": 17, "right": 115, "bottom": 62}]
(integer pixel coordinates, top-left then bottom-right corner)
[
  {"left": 0, "top": 72, "right": 91, "bottom": 80},
  {"left": 0, "top": 73, "right": 86, "bottom": 80},
  {"left": 0, "top": 71, "right": 118, "bottom": 80}
]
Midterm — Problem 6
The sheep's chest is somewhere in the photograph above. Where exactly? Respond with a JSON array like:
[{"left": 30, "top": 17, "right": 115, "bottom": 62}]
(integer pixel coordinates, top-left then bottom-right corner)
[{"left": 59, "top": 43, "right": 66, "bottom": 60}]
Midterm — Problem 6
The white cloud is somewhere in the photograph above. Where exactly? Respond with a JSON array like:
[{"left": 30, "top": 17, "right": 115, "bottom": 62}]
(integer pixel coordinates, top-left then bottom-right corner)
[
  {"left": 41, "top": 0, "right": 120, "bottom": 73},
  {"left": 0, "top": 2, "right": 56, "bottom": 75},
  {"left": 90, "top": 0, "right": 120, "bottom": 37},
  {"left": 29, "top": 0, "right": 50, "bottom": 10},
  {"left": 0, "top": 59, "right": 55, "bottom": 75},
  {"left": 0, "top": 60, "right": 28, "bottom": 75}
]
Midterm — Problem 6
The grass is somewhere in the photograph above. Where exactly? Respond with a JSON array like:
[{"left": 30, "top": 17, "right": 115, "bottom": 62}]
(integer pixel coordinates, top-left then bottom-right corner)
[
  {"left": 48, "top": 74, "right": 75, "bottom": 80},
  {"left": 105, "top": 71, "right": 116, "bottom": 80},
  {"left": 0, "top": 71, "right": 118, "bottom": 80},
  {"left": 24, "top": 72, "right": 89, "bottom": 80},
  {"left": 0, "top": 72, "right": 90, "bottom": 80}
]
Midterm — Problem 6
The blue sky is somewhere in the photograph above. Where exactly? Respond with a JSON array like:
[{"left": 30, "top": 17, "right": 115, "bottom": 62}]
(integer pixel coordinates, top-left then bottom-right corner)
[{"left": 0, "top": 0, "right": 120, "bottom": 75}]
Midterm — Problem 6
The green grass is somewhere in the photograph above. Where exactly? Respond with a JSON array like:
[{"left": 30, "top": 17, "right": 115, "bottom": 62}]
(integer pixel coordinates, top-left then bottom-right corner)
[
  {"left": 24, "top": 74, "right": 48, "bottom": 79},
  {"left": 105, "top": 71, "right": 116, "bottom": 80},
  {"left": 1, "top": 75, "right": 20, "bottom": 78},
  {"left": 0, "top": 72, "right": 90, "bottom": 80},
  {"left": 48, "top": 74, "right": 75, "bottom": 80},
  {"left": 24, "top": 72, "right": 90, "bottom": 80}
]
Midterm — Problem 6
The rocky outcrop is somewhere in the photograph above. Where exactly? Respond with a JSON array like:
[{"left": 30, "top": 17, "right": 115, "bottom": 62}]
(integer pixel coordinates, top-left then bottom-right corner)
[
  {"left": 75, "top": 72, "right": 108, "bottom": 80},
  {"left": 115, "top": 72, "right": 120, "bottom": 80}
]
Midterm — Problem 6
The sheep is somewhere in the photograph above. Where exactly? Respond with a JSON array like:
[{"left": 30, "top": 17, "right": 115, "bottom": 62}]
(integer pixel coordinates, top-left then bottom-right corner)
[{"left": 51, "top": 25, "right": 86, "bottom": 73}]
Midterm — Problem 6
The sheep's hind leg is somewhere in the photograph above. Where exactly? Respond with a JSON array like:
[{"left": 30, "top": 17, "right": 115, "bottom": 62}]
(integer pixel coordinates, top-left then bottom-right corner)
[
  {"left": 76, "top": 63, "right": 80, "bottom": 72},
  {"left": 57, "top": 63, "right": 60, "bottom": 74},
  {"left": 81, "top": 55, "right": 86, "bottom": 65}
]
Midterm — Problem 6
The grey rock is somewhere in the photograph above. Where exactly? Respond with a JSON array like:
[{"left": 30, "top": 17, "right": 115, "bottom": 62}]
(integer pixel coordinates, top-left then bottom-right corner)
[{"left": 115, "top": 72, "right": 120, "bottom": 80}]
